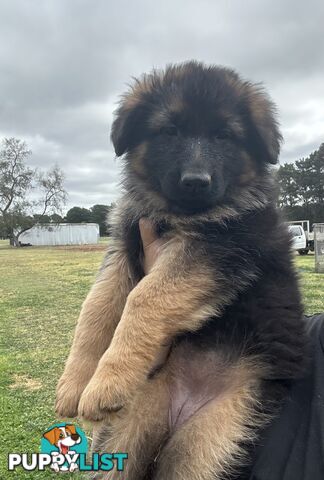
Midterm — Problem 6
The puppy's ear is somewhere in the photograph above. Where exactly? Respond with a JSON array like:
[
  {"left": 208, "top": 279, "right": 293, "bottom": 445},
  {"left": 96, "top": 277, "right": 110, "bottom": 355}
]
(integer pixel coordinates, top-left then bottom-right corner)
[
  {"left": 111, "top": 97, "right": 149, "bottom": 157},
  {"left": 43, "top": 427, "right": 60, "bottom": 445},
  {"left": 247, "top": 86, "right": 282, "bottom": 164}
]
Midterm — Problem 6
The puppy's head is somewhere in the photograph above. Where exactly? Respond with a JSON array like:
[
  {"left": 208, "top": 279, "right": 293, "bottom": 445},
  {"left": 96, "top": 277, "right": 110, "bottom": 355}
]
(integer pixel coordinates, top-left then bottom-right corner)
[{"left": 111, "top": 61, "right": 282, "bottom": 214}]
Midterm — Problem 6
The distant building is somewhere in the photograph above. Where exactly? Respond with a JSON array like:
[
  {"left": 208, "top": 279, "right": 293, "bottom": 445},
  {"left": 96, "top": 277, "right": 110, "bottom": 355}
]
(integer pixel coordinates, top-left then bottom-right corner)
[{"left": 19, "top": 223, "right": 100, "bottom": 246}]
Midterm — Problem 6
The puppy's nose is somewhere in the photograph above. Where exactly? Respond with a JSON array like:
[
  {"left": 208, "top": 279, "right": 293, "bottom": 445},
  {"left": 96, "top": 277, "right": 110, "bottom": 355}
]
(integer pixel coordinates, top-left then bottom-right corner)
[
  {"left": 180, "top": 173, "right": 211, "bottom": 193},
  {"left": 71, "top": 434, "right": 80, "bottom": 441}
]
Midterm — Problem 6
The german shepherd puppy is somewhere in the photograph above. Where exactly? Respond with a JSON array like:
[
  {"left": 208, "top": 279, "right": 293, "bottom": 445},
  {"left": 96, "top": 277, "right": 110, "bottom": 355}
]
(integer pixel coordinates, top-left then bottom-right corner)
[{"left": 56, "top": 61, "right": 308, "bottom": 480}]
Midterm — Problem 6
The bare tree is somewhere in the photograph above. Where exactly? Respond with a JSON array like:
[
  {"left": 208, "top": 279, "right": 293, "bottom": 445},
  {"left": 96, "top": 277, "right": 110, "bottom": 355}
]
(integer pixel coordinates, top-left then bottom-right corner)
[{"left": 0, "top": 137, "right": 67, "bottom": 246}]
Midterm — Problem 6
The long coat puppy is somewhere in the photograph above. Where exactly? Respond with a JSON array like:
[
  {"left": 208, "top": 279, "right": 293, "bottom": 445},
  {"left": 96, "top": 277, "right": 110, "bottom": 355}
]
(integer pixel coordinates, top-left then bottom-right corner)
[{"left": 56, "top": 61, "right": 308, "bottom": 480}]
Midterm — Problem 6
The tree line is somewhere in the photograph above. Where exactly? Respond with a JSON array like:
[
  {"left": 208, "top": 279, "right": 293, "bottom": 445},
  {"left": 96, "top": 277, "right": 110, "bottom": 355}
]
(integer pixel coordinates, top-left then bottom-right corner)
[
  {"left": 45, "top": 204, "right": 114, "bottom": 236},
  {"left": 1, "top": 136, "right": 323, "bottom": 246},
  {"left": 277, "top": 143, "right": 324, "bottom": 226}
]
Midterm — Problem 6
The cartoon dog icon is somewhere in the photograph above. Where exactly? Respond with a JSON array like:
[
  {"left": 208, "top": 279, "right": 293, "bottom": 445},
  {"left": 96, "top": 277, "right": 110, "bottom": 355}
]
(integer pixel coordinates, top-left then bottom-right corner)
[{"left": 43, "top": 424, "right": 81, "bottom": 472}]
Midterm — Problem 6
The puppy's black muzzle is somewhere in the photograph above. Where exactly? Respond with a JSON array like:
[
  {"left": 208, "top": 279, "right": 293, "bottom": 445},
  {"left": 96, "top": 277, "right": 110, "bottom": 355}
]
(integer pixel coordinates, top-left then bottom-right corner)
[{"left": 180, "top": 172, "right": 212, "bottom": 194}]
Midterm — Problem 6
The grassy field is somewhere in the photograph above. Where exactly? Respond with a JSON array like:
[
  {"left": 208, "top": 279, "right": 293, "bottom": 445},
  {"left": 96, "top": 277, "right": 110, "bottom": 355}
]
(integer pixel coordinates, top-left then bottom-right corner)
[{"left": 0, "top": 241, "right": 323, "bottom": 478}]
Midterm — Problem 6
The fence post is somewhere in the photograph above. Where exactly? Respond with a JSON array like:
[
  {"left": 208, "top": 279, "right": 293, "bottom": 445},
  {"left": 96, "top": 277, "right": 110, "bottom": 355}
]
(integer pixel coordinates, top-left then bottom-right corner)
[{"left": 314, "top": 223, "right": 324, "bottom": 273}]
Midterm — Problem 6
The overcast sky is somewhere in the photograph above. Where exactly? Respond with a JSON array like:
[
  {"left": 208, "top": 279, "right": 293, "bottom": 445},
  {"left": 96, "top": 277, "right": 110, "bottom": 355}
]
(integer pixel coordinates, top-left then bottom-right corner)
[{"left": 1, "top": 0, "right": 323, "bottom": 211}]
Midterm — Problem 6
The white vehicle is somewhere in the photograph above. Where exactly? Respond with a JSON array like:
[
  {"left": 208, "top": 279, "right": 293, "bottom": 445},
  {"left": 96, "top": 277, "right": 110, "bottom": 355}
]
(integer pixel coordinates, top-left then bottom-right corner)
[
  {"left": 287, "top": 220, "right": 315, "bottom": 255},
  {"left": 288, "top": 225, "right": 307, "bottom": 254}
]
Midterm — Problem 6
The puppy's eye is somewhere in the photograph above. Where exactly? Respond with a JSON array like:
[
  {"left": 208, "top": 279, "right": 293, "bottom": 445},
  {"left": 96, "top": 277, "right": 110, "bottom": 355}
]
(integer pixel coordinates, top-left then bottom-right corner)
[{"left": 160, "top": 125, "right": 178, "bottom": 136}]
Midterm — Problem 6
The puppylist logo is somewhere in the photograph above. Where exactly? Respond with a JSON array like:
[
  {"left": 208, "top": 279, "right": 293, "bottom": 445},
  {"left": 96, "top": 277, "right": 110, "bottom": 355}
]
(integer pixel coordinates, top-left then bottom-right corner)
[{"left": 8, "top": 422, "right": 127, "bottom": 473}]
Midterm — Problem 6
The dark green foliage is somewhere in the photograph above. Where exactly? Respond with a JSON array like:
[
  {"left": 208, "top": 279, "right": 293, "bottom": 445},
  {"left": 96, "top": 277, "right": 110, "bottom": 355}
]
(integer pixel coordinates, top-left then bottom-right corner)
[
  {"left": 277, "top": 143, "right": 324, "bottom": 224},
  {"left": 64, "top": 204, "right": 114, "bottom": 235},
  {"left": 65, "top": 206, "right": 92, "bottom": 223},
  {"left": 90, "top": 204, "right": 112, "bottom": 236}
]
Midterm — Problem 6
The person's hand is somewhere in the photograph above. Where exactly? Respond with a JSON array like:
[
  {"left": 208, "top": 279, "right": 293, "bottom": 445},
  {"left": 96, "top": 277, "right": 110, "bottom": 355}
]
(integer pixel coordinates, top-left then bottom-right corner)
[{"left": 139, "top": 218, "right": 165, "bottom": 275}]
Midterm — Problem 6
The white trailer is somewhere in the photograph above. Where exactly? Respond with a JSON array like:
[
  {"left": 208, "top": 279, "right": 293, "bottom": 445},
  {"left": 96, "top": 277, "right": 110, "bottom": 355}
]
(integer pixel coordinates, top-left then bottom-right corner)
[{"left": 19, "top": 223, "right": 100, "bottom": 246}]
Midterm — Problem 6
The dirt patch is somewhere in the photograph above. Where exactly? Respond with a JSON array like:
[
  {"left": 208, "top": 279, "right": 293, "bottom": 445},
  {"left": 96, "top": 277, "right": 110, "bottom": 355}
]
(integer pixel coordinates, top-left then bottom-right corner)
[
  {"left": 10, "top": 374, "right": 42, "bottom": 391},
  {"left": 55, "top": 244, "right": 107, "bottom": 252}
]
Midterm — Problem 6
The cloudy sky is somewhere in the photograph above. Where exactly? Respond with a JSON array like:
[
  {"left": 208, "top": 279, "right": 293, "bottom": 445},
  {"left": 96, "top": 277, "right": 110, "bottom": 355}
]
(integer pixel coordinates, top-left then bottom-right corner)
[{"left": 1, "top": 0, "right": 323, "bottom": 211}]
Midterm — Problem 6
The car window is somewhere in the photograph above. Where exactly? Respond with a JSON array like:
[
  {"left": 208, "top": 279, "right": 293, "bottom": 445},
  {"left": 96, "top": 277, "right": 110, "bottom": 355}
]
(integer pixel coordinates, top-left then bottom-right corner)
[{"left": 289, "top": 226, "right": 303, "bottom": 237}]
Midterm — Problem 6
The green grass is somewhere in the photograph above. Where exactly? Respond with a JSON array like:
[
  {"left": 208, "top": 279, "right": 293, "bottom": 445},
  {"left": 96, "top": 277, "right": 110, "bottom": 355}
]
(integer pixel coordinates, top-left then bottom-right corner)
[
  {"left": 0, "top": 238, "right": 9, "bottom": 248},
  {"left": 0, "top": 245, "right": 323, "bottom": 478},
  {"left": 0, "top": 243, "right": 107, "bottom": 479},
  {"left": 296, "top": 254, "right": 324, "bottom": 314}
]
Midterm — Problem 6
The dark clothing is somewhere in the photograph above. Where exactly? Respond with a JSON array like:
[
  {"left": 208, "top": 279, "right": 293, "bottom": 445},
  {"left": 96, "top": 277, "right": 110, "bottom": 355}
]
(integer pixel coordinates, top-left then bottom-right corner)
[{"left": 249, "top": 314, "right": 324, "bottom": 480}]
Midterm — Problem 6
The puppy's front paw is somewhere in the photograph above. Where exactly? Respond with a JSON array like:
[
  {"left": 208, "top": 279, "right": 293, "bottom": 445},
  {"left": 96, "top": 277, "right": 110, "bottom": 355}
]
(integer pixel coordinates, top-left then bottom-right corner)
[
  {"left": 78, "top": 370, "right": 130, "bottom": 421},
  {"left": 55, "top": 375, "right": 88, "bottom": 418}
]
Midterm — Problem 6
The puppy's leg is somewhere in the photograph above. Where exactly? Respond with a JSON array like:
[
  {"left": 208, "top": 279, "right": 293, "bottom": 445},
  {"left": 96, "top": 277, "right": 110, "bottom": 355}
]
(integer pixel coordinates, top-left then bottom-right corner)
[
  {"left": 91, "top": 371, "right": 170, "bottom": 480},
  {"left": 56, "top": 240, "right": 133, "bottom": 418},
  {"left": 155, "top": 359, "right": 265, "bottom": 480},
  {"left": 78, "top": 239, "right": 221, "bottom": 420}
]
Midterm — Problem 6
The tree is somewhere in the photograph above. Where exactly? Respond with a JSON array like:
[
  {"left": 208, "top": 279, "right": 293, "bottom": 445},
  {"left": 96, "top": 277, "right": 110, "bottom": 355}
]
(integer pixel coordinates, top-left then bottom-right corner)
[
  {"left": 90, "top": 204, "right": 111, "bottom": 235},
  {"left": 65, "top": 206, "right": 92, "bottom": 223},
  {"left": 310, "top": 143, "right": 324, "bottom": 204},
  {"left": 33, "top": 214, "right": 51, "bottom": 224},
  {"left": 49, "top": 213, "right": 63, "bottom": 223},
  {"left": 277, "top": 163, "right": 299, "bottom": 208},
  {"left": 64, "top": 204, "right": 114, "bottom": 235},
  {"left": 277, "top": 142, "right": 324, "bottom": 224},
  {"left": 0, "top": 137, "right": 67, "bottom": 246},
  {"left": 295, "top": 156, "right": 314, "bottom": 206}
]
